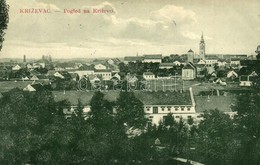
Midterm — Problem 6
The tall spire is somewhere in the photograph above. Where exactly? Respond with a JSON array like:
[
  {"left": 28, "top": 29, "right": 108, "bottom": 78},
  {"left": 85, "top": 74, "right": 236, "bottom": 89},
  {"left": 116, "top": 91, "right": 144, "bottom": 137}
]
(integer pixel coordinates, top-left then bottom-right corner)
[
  {"left": 199, "top": 32, "right": 205, "bottom": 60},
  {"left": 201, "top": 32, "right": 204, "bottom": 42}
]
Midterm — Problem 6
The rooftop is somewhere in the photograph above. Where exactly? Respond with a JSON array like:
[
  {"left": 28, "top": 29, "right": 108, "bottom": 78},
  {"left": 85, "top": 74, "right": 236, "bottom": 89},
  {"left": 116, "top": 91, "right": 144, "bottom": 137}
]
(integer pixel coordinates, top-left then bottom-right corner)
[
  {"left": 143, "top": 72, "right": 155, "bottom": 76},
  {"left": 143, "top": 54, "right": 162, "bottom": 59},
  {"left": 53, "top": 90, "right": 192, "bottom": 106},
  {"left": 134, "top": 91, "right": 192, "bottom": 105}
]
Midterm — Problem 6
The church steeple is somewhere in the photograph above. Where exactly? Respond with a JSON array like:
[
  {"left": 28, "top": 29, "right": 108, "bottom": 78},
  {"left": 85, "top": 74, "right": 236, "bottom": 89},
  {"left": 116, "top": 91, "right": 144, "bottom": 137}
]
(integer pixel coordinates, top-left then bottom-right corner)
[
  {"left": 199, "top": 32, "right": 205, "bottom": 60},
  {"left": 201, "top": 33, "right": 204, "bottom": 42}
]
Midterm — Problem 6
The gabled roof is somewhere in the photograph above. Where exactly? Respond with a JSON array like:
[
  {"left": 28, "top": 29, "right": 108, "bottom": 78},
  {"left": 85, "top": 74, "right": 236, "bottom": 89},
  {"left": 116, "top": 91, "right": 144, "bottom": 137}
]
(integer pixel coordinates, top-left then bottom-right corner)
[
  {"left": 188, "top": 49, "right": 194, "bottom": 53},
  {"left": 57, "top": 71, "right": 72, "bottom": 79},
  {"left": 143, "top": 72, "right": 154, "bottom": 76},
  {"left": 23, "top": 83, "right": 45, "bottom": 92},
  {"left": 134, "top": 91, "right": 192, "bottom": 105},
  {"left": 183, "top": 62, "right": 196, "bottom": 70},
  {"left": 143, "top": 54, "right": 162, "bottom": 59},
  {"left": 78, "top": 64, "right": 95, "bottom": 70},
  {"left": 53, "top": 90, "right": 192, "bottom": 106},
  {"left": 124, "top": 56, "right": 144, "bottom": 61}
]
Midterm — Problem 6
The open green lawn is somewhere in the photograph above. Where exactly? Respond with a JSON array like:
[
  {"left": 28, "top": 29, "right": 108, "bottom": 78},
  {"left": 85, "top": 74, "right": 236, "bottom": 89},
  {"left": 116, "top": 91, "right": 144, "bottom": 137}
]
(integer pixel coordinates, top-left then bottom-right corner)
[{"left": 0, "top": 81, "right": 33, "bottom": 93}]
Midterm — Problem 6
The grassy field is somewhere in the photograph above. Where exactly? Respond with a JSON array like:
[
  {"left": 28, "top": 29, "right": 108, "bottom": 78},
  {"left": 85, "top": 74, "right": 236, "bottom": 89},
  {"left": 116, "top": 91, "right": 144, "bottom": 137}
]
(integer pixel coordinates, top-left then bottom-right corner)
[{"left": 0, "top": 81, "right": 33, "bottom": 93}]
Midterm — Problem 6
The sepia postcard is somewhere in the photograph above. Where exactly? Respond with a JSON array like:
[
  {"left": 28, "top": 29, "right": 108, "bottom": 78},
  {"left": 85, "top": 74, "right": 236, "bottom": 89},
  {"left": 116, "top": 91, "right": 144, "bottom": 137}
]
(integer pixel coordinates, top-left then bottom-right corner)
[{"left": 0, "top": 0, "right": 260, "bottom": 164}]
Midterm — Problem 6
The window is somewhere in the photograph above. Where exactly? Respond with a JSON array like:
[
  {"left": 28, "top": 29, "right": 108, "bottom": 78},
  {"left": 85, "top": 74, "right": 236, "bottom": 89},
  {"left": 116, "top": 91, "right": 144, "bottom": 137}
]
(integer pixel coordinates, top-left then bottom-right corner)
[
  {"left": 167, "top": 106, "right": 171, "bottom": 111},
  {"left": 163, "top": 116, "right": 167, "bottom": 121},
  {"left": 181, "top": 107, "right": 184, "bottom": 111},
  {"left": 153, "top": 107, "right": 158, "bottom": 114},
  {"left": 175, "top": 107, "right": 178, "bottom": 111},
  {"left": 161, "top": 106, "right": 165, "bottom": 111},
  {"left": 146, "top": 107, "right": 151, "bottom": 111},
  {"left": 188, "top": 115, "right": 192, "bottom": 119},
  {"left": 187, "top": 107, "right": 191, "bottom": 111},
  {"left": 175, "top": 116, "right": 180, "bottom": 118}
]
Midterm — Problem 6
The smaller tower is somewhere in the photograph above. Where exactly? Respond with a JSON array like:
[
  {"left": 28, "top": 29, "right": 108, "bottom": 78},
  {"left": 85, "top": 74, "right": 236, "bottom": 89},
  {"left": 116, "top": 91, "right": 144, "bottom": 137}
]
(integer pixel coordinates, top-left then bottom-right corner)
[
  {"left": 23, "top": 55, "right": 26, "bottom": 63},
  {"left": 199, "top": 33, "right": 205, "bottom": 60},
  {"left": 187, "top": 49, "right": 194, "bottom": 63}
]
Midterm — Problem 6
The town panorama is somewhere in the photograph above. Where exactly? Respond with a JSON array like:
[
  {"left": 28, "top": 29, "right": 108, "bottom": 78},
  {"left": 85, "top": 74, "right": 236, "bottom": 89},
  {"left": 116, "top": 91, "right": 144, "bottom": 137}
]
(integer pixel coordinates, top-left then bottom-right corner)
[{"left": 1, "top": 0, "right": 260, "bottom": 164}]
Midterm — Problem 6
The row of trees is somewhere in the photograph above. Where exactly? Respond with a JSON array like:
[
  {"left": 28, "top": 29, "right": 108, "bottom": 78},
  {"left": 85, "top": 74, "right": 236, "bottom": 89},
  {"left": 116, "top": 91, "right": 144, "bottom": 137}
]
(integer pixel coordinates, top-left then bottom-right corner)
[
  {"left": 118, "top": 62, "right": 183, "bottom": 77},
  {"left": 1, "top": 87, "right": 260, "bottom": 164}
]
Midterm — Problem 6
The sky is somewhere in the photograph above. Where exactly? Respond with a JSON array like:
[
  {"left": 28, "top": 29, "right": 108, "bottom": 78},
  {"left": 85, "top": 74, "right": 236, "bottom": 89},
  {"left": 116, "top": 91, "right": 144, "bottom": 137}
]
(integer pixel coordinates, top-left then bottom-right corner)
[{"left": 0, "top": 0, "right": 260, "bottom": 59}]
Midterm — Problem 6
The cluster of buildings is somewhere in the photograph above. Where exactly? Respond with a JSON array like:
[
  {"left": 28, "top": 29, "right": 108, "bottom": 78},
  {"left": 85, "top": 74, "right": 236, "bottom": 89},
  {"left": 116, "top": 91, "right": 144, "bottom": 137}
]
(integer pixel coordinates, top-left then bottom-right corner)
[{"left": 1, "top": 34, "right": 259, "bottom": 125}]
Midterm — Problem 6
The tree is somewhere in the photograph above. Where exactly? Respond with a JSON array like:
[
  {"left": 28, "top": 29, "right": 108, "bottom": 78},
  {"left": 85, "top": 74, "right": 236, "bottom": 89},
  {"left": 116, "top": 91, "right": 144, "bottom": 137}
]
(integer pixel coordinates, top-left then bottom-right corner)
[
  {"left": 116, "top": 91, "right": 147, "bottom": 129},
  {"left": 0, "top": 88, "right": 57, "bottom": 164},
  {"left": 192, "top": 109, "right": 235, "bottom": 165},
  {"left": 232, "top": 93, "right": 260, "bottom": 165},
  {"left": 0, "top": 0, "right": 9, "bottom": 51},
  {"left": 88, "top": 91, "right": 114, "bottom": 131}
]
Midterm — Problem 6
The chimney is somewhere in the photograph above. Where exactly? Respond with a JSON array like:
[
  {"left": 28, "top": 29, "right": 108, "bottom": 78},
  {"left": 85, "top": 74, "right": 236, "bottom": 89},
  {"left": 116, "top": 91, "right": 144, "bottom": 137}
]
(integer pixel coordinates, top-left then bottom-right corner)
[{"left": 23, "top": 55, "right": 26, "bottom": 63}]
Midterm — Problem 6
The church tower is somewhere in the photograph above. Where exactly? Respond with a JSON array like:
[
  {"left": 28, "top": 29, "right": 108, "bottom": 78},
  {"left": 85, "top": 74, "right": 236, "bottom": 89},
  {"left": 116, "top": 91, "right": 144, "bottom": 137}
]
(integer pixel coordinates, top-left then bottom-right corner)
[{"left": 199, "top": 33, "right": 205, "bottom": 60}]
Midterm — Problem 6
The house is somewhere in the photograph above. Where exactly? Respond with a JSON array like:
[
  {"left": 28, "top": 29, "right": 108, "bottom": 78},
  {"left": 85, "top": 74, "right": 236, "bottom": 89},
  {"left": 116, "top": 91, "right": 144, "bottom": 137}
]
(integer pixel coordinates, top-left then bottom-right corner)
[
  {"left": 54, "top": 87, "right": 237, "bottom": 124},
  {"left": 75, "top": 65, "right": 95, "bottom": 79},
  {"left": 124, "top": 56, "right": 144, "bottom": 64},
  {"left": 135, "top": 89, "right": 196, "bottom": 124},
  {"left": 26, "top": 64, "right": 33, "bottom": 70},
  {"left": 53, "top": 88, "right": 196, "bottom": 125},
  {"left": 210, "top": 72, "right": 217, "bottom": 77},
  {"left": 173, "top": 60, "right": 182, "bottom": 66},
  {"left": 217, "top": 59, "right": 227, "bottom": 67},
  {"left": 205, "top": 58, "right": 218, "bottom": 67},
  {"left": 227, "top": 70, "right": 238, "bottom": 79},
  {"left": 107, "top": 58, "right": 121, "bottom": 65},
  {"left": 33, "top": 57, "right": 52, "bottom": 69},
  {"left": 195, "top": 64, "right": 207, "bottom": 78},
  {"left": 159, "top": 63, "right": 174, "bottom": 69},
  {"left": 88, "top": 75, "right": 101, "bottom": 84},
  {"left": 94, "top": 69, "right": 112, "bottom": 80},
  {"left": 21, "top": 76, "right": 30, "bottom": 81},
  {"left": 239, "top": 71, "right": 258, "bottom": 87},
  {"left": 30, "top": 75, "right": 39, "bottom": 81},
  {"left": 54, "top": 71, "right": 65, "bottom": 79},
  {"left": 23, "top": 83, "right": 45, "bottom": 92},
  {"left": 12, "top": 64, "right": 21, "bottom": 71},
  {"left": 111, "top": 73, "right": 121, "bottom": 81},
  {"left": 197, "top": 59, "right": 206, "bottom": 65},
  {"left": 143, "top": 54, "right": 162, "bottom": 63},
  {"left": 182, "top": 62, "right": 196, "bottom": 80},
  {"left": 143, "top": 72, "right": 155, "bottom": 80},
  {"left": 214, "top": 78, "right": 227, "bottom": 86},
  {"left": 230, "top": 58, "right": 240, "bottom": 66},
  {"left": 54, "top": 71, "right": 72, "bottom": 80},
  {"left": 94, "top": 63, "right": 107, "bottom": 70}
]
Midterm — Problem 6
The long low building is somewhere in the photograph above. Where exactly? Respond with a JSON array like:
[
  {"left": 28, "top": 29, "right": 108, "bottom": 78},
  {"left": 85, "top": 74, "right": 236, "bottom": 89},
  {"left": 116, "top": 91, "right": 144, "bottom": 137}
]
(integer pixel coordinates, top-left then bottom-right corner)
[{"left": 53, "top": 88, "right": 235, "bottom": 125}]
